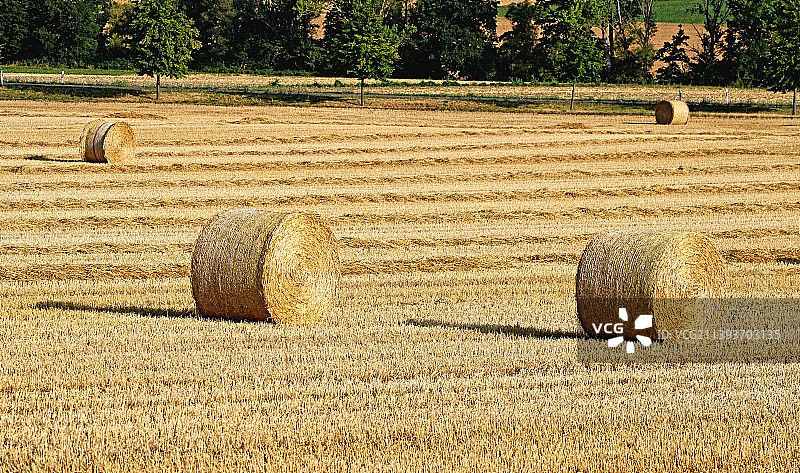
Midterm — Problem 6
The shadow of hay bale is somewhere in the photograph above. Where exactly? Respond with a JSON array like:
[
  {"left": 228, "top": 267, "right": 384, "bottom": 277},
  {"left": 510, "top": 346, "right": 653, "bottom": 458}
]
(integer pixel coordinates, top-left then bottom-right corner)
[
  {"left": 24, "top": 155, "right": 83, "bottom": 163},
  {"left": 405, "top": 319, "right": 586, "bottom": 340},
  {"left": 33, "top": 300, "right": 202, "bottom": 320},
  {"left": 777, "top": 257, "right": 800, "bottom": 265}
]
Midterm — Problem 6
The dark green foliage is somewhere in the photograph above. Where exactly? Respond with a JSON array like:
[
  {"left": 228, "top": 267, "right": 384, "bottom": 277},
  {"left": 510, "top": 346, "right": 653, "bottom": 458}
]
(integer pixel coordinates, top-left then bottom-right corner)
[
  {"left": 497, "top": 1, "right": 543, "bottom": 81},
  {"left": 0, "top": 0, "right": 30, "bottom": 63},
  {"left": 179, "top": 0, "right": 235, "bottom": 68},
  {"left": 655, "top": 24, "right": 691, "bottom": 83},
  {"left": 610, "top": 0, "right": 658, "bottom": 83},
  {"left": 227, "top": 0, "right": 321, "bottom": 73},
  {"left": 399, "top": 0, "right": 498, "bottom": 80},
  {"left": 23, "top": 0, "right": 103, "bottom": 67},
  {"left": 382, "top": 0, "right": 414, "bottom": 28},
  {"left": 723, "top": 0, "right": 774, "bottom": 86},
  {"left": 688, "top": 0, "right": 729, "bottom": 84},
  {"left": 764, "top": 0, "right": 800, "bottom": 93}
]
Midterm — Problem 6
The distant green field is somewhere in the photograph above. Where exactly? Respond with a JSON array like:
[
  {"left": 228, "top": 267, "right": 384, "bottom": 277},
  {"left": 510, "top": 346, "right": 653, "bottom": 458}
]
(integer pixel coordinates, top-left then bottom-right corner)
[
  {"left": 498, "top": 0, "right": 705, "bottom": 24},
  {"left": 654, "top": 0, "right": 705, "bottom": 24}
]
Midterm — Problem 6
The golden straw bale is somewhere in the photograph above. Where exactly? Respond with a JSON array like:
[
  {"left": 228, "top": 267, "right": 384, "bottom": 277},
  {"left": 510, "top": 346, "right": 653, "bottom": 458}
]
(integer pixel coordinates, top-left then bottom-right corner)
[
  {"left": 79, "top": 120, "right": 136, "bottom": 163},
  {"left": 655, "top": 100, "right": 690, "bottom": 125},
  {"left": 191, "top": 209, "right": 341, "bottom": 323},
  {"left": 576, "top": 231, "right": 726, "bottom": 340}
]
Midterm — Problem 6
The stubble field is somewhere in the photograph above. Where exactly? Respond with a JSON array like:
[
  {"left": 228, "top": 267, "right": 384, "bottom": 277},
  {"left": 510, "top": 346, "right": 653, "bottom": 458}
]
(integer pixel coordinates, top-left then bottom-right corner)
[{"left": 0, "top": 99, "right": 799, "bottom": 471}]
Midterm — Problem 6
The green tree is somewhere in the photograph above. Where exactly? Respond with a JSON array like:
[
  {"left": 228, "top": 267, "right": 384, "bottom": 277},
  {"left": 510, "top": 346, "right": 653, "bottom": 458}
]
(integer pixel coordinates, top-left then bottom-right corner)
[
  {"left": 765, "top": 0, "right": 800, "bottom": 114},
  {"left": 655, "top": 24, "right": 691, "bottom": 84},
  {"left": 0, "top": 0, "right": 30, "bottom": 63},
  {"left": 179, "top": 0, "right": 235, "bottom": 69},
  {"left": 689, "top": 0, "right": 729, "bottom": 84},
  {"left": 610, "top": 0, "right": 658, "bottom": 83},
  {"left": 535, "top": 0, "right": 609, "bottom": 83},
  {"left": 119, "top": 0, "right": 200, "bottom": 99},
  {"left": 25, "top": 0, "right": 102, "bottom": 66},
  {"left": 400, "top": 0, "right": 498, "bottom": 80},
  {"left": 326, "top": 0, "right": 399, "bottom": 105},
  {"left": 724, "top": 0, "right": 774, "bottom": 86},
  {"left": 498, "top": 1, "right": 544, "bottom": 81},
  {"left": 228, "top": 0, "right": 321, "bottom": 73}
]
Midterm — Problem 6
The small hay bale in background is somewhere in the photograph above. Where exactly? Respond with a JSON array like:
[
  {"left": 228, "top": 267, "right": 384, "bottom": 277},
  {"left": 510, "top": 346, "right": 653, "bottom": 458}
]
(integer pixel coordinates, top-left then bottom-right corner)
[
  {"left": 655, "top": 100, "right": 690, "bottom": 125},
  {"left": 191, "top": 209, "right": 341, "bottom": 323},
  {"left": 576, "top": 231, "right": 726, "bottom": 340},
  {"left": 80, "top": 120, "right": 136, "bottom": 163}
]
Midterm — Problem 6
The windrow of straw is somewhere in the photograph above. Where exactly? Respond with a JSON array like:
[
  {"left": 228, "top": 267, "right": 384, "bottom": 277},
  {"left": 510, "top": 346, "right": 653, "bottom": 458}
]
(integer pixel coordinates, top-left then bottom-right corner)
[
  {"left": 191, "top": 209, "right": 341, "bottom": 324},
  {"left": 575, "top": 231, "right": 726, "bottom": 340}
]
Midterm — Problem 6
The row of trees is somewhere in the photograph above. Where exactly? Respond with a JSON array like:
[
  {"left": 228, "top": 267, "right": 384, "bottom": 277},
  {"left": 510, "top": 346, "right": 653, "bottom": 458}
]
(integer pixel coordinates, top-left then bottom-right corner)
[
  {"left": 1, "top": 0, "right": 799, "bottom": 93},
  {"left": 499, "top": 0, "right": 800, "bottom": 91}
]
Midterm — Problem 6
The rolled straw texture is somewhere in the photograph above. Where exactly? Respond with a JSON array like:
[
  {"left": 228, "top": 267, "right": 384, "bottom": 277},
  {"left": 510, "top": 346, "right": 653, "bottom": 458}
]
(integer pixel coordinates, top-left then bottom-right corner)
[
  {"left": 655, "top": 100, "right": 690, "bottom": 125},
  {"left": 80, "top": 120, "right": 136, "bottom": 163},
  {"left": 576, "top": 231, "right": 725, "bottom": 340},
  {"left": 191, "top": 209, "right": 341, "bottom": 323}
]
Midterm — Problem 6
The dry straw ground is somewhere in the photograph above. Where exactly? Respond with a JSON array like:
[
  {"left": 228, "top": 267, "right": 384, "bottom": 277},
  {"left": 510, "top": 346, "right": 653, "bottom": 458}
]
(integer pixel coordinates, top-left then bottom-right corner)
[{"left": 0, "top": 99, "right": 799, "bottom": 471}]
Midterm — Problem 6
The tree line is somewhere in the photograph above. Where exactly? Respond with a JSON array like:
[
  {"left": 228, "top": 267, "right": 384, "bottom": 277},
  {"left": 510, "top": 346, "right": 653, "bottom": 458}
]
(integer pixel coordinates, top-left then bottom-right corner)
[{"left": 0, "top": 0, "right": 799, "bottom": 93}]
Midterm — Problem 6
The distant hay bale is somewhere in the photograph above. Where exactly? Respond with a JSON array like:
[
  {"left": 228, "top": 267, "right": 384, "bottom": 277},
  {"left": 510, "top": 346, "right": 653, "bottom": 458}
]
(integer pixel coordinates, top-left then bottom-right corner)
[
  {"left": 80, "top": 120, "right": 136, "bottom": 163},
  {"left": 576, "top": 231, "right": 726, "bottom": 340},
  {"left": 191, "top": 209, "right": 341, "bottom": 323},
  {"left": 655, "top": 100, "right": 690, "bottom": 125}
]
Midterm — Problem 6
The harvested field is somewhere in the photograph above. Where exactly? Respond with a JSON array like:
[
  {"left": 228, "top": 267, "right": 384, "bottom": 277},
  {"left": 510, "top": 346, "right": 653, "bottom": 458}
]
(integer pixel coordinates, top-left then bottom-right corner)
[{"left": 0, "top": 99, "right": 799, "bottom": 471}]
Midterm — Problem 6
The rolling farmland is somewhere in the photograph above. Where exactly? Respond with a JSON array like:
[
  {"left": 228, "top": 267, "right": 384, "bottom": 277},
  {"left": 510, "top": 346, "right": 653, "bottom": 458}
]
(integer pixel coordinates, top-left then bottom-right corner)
[{"left": 1, "top": 99, "right": 799, "bottom": 471}]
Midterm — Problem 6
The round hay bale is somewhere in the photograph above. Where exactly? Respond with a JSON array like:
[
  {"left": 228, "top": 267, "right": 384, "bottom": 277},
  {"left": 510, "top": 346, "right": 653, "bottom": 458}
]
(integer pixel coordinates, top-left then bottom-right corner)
[
  {"left": 79, "top": 120, "right": 136, "bottom": 163},
  {"left": 576, "top": 231, "right": 725, "bottom": 340},
  {"left": 655, "top": 100, "right": 690, "bottom": 125},
  {"left": 191, "top": 209, "right": 341, "bottom": 323}
]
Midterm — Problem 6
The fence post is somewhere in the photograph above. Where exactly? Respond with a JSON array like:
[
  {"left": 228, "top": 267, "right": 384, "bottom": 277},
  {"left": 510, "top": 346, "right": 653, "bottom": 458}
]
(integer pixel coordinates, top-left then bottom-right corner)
[
  {"left": 725, "top": 88, "right": 729, "bottom": 105},
  {"left": 0, "top": 70, "right": 4, "bottom": 87},
  {"left": 678, "top": 89, "right": 683, "bottom": 101},
  {"left": 61, "top": 71, "right": 65, "bottom": 85},
  {"left": 793, "top": 88, "right": 797, "bottom": 116},
  {"left": 570, "top": 82, "right": 576, "bottom": 112}
]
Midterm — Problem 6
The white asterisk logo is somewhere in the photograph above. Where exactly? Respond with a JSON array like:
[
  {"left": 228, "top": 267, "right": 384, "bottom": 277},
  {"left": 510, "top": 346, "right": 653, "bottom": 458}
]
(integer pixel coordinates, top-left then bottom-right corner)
[{"left": 608, "top": 308, "right": 653, "bottom": 354}]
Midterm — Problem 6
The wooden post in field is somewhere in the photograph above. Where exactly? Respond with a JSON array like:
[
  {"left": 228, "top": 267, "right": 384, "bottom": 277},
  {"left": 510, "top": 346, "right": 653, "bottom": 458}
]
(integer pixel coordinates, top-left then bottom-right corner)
[
  {"left": 793, "top": 88, "right": 797, "bottom": 116},
  {"left": 61, "top": 71, "right": 65, "bottom": 84},
  {"left": 725, "top": 88, "right": 729, "bottom": 105},
  {"left": 570, "top": 82, "right": 576, "bottom": 112},
  {"left": 0, "top": 70, "right": 4, "bottom": 87},
  {"left": 156, "top": 74, "right": 161, "bottom": 101},
  {"left": 360, "top": 78, "right": 365, "bottom": 106},
  {"left": 678, "top": 89, "right": 682, "bottom": 101}
]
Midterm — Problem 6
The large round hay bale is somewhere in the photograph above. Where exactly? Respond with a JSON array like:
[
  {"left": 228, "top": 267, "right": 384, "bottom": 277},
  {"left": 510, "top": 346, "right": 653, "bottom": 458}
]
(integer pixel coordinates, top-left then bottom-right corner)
[
  {"left": 576, "top": 231, "right": 725, "bottom": 340},
  {"left": 655, "top": 100, "right": 690, "bottom": 125},
  {"left": 80, "top": 120, "right": 136, "bottom": 163},
  {"left": 191, "top": 209, "right": 341, "bottom": 323}
]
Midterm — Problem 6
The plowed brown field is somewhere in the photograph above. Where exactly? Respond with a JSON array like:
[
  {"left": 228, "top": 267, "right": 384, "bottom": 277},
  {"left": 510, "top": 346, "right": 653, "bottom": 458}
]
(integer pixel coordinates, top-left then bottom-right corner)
[{"left": 1, "top": 100, "right": 798, "bottom": 471}]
